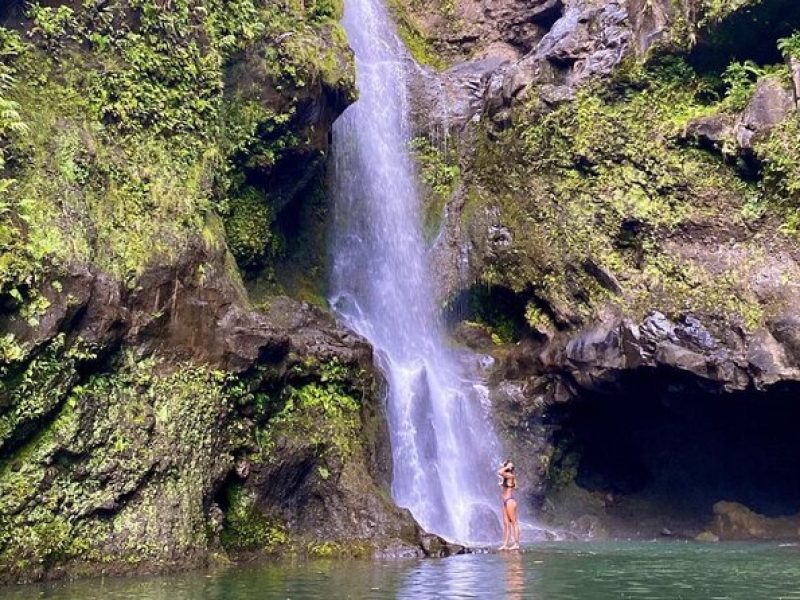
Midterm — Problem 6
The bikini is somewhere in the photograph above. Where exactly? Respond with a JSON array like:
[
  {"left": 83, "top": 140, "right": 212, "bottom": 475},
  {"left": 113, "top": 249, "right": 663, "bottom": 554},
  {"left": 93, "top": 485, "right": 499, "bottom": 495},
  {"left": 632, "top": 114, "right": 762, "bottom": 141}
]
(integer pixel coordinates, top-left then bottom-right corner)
[{"left": 502, "top": 477, "right": 516, "bottom": 505}]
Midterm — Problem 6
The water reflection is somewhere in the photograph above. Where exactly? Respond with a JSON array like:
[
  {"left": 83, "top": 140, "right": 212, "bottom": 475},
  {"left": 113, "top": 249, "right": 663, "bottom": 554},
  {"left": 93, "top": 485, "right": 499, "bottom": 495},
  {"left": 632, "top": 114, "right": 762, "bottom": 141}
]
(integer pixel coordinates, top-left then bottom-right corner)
[
  {"left": 7, "top": 542, "right": 800, "bottom": 600},
  {"left": 503, "top": 551, "right": 525, "bottom": 600}
]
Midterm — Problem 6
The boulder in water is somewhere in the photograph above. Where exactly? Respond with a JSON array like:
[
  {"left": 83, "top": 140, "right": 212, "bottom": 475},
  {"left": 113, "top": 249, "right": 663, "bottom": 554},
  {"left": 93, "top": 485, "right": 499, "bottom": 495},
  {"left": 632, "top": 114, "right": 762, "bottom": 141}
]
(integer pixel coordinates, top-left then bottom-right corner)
[{"left": 706, "top": 501, "right": 800, "bottom": 541}]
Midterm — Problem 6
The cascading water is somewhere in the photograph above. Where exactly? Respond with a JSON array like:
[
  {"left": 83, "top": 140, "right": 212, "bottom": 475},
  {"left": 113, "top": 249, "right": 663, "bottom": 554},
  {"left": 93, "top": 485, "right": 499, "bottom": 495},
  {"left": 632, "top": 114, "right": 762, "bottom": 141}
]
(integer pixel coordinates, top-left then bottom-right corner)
[{"left": 329, "top": 0, "right": 504, "bottom": 543}]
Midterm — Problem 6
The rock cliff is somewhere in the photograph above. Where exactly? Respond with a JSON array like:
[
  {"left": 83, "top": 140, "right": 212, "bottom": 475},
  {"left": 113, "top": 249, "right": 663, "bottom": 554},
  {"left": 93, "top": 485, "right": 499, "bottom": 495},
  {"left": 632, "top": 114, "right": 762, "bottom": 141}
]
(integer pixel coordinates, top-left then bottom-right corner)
[
  {"left": 0, "top": 0, "right": 445, "bottom": 585},
  {"left": 402, "top": 0, "right": 800, "bottom": 538},
  {"left": 3, "top": 0, "right": 800, "bottom": 583}
]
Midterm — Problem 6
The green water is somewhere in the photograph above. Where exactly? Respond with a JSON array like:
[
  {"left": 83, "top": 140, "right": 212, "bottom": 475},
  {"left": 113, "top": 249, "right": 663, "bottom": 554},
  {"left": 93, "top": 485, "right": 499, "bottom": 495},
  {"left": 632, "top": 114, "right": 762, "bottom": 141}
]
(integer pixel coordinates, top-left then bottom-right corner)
[{"left": 5, "top": 542, "right": 800, "bottom": 599}]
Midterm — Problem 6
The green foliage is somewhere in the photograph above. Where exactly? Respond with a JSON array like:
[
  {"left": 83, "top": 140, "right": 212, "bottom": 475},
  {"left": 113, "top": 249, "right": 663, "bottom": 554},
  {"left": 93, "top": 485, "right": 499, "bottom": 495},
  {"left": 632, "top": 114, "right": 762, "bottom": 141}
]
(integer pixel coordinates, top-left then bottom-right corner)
[
  {"left": 754, "top": 114, "right": 800, "bottom": 229},
  {"left": 700, "top": 0, "right": 761, "bottom": 24},
  {"left": 261, "top": 371, "right": 361, "bottom": 458},
  {"left": 0, "top": 29, "right": 27, "bottom": 209},
  {"left": 524, "top": 302, "right": 551, "bottom": 331},
  {"left": 0, "top": 357, "right": 242, "bottom": 574},
  {"left": 0, "top": 333, "right": 99, "bottom": 454},
  {"left": 472, "top": 56, "right": 765, "bottom": 325},
  {"left": 0, "top": 0, "right": 353, "bottom": 295},
  {"left": 0, "top": 1, "right": 357, "bottom": 577},
  {"left": 777, "top": 32, "right": 800, "bottom": 59},
  {"left": 411, "top": 136, "right": 460, "bottom": 198},
  {"left": 516, "top": 59, "right": 716, "bottom": 231},
  {"left": 387, "top": 0, "right": 447, "bottom": 70},
  {"left": 410, "top": 136, "right": 460, "bottom": 238},
  {"left": 223, "top": 186, "right": 282, "bottom": 272},
  {"left": 719, "top": 60, "right": 783, "bottom": 112},
  {"left": 220, "top": 484, "right": 289, "bottom": 551}
]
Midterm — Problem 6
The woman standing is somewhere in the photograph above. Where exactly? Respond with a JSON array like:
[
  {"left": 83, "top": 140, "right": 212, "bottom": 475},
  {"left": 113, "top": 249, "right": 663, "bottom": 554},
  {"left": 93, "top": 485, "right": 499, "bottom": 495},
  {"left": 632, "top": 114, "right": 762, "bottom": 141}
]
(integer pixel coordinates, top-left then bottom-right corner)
[{"left": 498, "top": 460, "right": 521, "bottom": 550}]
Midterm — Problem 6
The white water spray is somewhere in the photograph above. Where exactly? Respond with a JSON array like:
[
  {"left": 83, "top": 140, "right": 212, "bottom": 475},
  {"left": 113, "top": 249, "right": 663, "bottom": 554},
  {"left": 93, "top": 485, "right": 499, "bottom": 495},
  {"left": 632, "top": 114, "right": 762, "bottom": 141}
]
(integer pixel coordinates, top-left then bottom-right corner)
[{"left": 329, "top": 0, "right": 505, "bottom": 543}]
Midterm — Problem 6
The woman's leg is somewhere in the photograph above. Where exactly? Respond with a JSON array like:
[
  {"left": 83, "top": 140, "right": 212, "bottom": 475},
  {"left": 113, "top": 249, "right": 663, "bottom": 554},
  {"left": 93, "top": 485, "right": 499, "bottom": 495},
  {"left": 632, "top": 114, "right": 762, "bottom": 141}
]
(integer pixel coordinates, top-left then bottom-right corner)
[
  {"left": 500, "top": 502, "right": 510, "bottom": 549},
  {"left": 506, "top": 500, "right": 520, "bottom": 549}
]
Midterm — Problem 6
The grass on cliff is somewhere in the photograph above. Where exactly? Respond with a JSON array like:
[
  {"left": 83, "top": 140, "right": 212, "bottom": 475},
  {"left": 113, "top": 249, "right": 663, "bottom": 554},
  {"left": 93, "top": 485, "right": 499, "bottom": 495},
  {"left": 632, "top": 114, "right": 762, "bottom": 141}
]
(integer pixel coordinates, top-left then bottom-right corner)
[
  {"left": 256, "top": 359, "right": 364, "bottom": 460},
  {"left": 471, "top": 56, "right": 770, "bottom": 328},
  {"left": 387, "top": 0, "right": 448, "bottom": 70},
  {"left": 0, "top": 0, "right": 352, "bottom": 295},
  {"left": 0, "top": 343, "right": 372, "bottom": 575}
]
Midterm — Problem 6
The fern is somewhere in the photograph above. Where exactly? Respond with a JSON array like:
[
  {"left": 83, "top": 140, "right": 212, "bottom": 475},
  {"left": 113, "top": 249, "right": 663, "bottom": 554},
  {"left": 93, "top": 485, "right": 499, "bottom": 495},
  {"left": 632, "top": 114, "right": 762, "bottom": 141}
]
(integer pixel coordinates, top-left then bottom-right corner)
[
  {"left": 778, "top": 32, "right": 800, "bottom": 60},
  {"left": 0, "top": 31, "right": 28, "bottom": 175},
  {"left": 721, "top": 60, "right": 767, "bottom": 112}
]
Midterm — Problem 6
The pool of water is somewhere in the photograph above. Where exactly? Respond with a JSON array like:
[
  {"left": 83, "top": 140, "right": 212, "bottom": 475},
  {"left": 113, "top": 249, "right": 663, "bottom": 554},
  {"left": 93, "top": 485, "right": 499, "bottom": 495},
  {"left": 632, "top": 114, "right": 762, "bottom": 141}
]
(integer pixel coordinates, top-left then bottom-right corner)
[{"left": 5, "top": 542, "right": 800, "bottom": 599}]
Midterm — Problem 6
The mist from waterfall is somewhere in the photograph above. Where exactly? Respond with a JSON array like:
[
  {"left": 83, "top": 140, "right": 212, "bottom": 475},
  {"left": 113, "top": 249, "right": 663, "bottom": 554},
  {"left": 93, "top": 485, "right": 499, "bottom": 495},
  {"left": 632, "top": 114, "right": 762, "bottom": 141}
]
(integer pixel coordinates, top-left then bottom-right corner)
[{"left": 328, "top": 0, "right": 504, "bottom": 543}]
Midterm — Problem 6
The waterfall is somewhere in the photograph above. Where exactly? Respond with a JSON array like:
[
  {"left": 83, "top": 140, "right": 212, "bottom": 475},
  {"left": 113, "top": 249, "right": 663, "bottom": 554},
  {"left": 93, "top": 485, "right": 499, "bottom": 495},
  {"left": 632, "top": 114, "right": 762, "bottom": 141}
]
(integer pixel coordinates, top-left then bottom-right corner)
[{"left": 329, "top": 0, "right": 504, "bottom": 544}]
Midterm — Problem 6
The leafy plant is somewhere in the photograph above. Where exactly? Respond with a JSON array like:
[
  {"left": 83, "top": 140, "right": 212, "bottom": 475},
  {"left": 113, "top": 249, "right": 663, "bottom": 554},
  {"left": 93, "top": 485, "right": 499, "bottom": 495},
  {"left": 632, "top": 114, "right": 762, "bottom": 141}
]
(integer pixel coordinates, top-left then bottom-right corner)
[
  {"left": 0, "top": 30, "right": 27, "bottom": 175},
  {"left": 410, "top": 136, "right": 460, "bottom": 199},
  {"left": 778, "top": 32, "right": 800, "bottom": 60},
  {"left": 700, "top": 0, "right": 760, "bottom": 24},
  {"left": 754, "top": 114, "right": 800, "bottom": 220},
  {"left": 721, "top": 60, "right": 764, "bottom": 112},
  {"left": 223, "top": 186, "right": 282, "bottom": 273}
]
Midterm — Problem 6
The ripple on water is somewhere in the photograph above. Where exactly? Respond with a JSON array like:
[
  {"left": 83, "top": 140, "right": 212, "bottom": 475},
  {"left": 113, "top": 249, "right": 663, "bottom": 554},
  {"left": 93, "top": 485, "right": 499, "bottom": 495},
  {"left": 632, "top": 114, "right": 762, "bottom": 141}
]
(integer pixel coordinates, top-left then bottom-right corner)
[{"left": 5, "top": 542, "right": 800, "bottom": 600}]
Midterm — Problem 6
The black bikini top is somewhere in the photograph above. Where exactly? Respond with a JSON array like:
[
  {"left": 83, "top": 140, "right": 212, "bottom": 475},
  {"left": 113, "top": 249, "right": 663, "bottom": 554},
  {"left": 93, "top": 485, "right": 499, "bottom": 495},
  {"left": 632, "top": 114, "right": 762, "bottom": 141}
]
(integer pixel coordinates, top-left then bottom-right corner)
[{"left": 502, "top": 476, "right": 516, "bottom": 489}]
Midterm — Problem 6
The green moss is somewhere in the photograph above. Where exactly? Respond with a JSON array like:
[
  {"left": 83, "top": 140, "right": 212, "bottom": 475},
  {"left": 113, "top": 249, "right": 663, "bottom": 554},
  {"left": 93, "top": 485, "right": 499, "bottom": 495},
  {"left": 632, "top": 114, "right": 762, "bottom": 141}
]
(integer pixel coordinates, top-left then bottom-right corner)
[
  {"left": 0, "top": 0, "right": 361, "bottom": 581},
  {"left": 0, "top": 0, "right": 353, "bottom": 293},
  {"left": 754, "top": 113, "right": 800, "bottom": 232},
  {"left": 720, "top": 62, "right": 787, "bottom": 112},
  {"left": 263, "top": 381, "right": 361, "bottom": 457},
  {"left": 778, "top": 32, "right": 800, "bottom": 59},
  {"left": 700, "top": 0, "right": 762, "bottom": 25},
  {"left": 0, "top": 334, "right": 83, "bottom": 453},
  {"left": 386, "top": 0, "right": 447, "bottom": 71},
  {"left": 223, "top": 186, "right": 282, "bottom": 273},
  {"left": 470, "top": 56, "right": 768, "bottom": 326},
  {"left": 410, "top": 136, "right": 461, "bottom": 239},
  {"left": 305, "top": 540, "right": 369, "bottom": 558},
  {"left": 220, "top": 484, "right": 289, "bottom": 552},
  {"left": 0, "top": 357, "right": 245, "bottom": 575}
]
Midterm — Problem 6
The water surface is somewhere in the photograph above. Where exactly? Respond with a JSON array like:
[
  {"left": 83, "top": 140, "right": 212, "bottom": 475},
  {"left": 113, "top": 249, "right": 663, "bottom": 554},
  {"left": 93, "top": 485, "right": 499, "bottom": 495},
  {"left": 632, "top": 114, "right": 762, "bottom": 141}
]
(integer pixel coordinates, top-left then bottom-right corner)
[{"left": 7, "top": 542, "right": 800, "bottom": 599}]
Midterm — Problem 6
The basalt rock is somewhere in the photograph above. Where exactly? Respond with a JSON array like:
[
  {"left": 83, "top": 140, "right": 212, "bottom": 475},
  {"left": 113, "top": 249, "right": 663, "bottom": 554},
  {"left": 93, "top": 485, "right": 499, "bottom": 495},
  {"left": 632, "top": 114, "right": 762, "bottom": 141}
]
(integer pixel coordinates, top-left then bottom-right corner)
[
  {"left": 506, "top": 308, "right": 800, "bottom": 398},
  {"left": 681, "top": 115, "right": 735, "bottom": 152},
  {"left": 0, "top": 2, "right": 410, "bottom": 583},
  {"left": 484, "top": 0, "right": 631, "bottom": 117},
  {"left": 402, "top": 0, "right": 800, "bottom": 544},
  {"left": 0, "top": 236, "right": 440, "bottom": 583},
  {"left": 734, "top": 76, "right": 796, "bottom": 150},
  {"left": 705, "top": 501, "right": 800, "bottom": 541}
]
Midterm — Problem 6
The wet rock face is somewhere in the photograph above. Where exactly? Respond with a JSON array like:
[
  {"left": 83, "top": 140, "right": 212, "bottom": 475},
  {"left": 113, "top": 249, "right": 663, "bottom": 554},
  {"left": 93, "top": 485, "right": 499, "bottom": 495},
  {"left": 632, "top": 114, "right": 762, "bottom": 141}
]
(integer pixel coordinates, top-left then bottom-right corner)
[
  {"left": 1, "top": 21, "right": 396, "bottom": 585},
  {"left": 403, "top": 0, "right": 800, "bottom": 542},
  {"left": 738, "top": 77, "right": 796, "bottom": 144},
  {"left": 0, "top": 238, "right": 438, "bottom": 582},
  {"left": 488, "top": 306, "right": 800, "bottom": 425},
  {"left": 409, "top": 0, "right": 637, "bottom": 134},
  {"left": 549, "top": 310, "right": 800, "bottom": 393},
  {"left": 626, "top": 0, "right": 691, "bottom": 55},
  {"left": 487, "top": 326, "right": 800, "bottom": 538},
  {"left": 484, "top": 0, "right": 632, "bottom": 120},
  {"left": 706, "top": 501, "right": 800, "bottom": 541}
]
